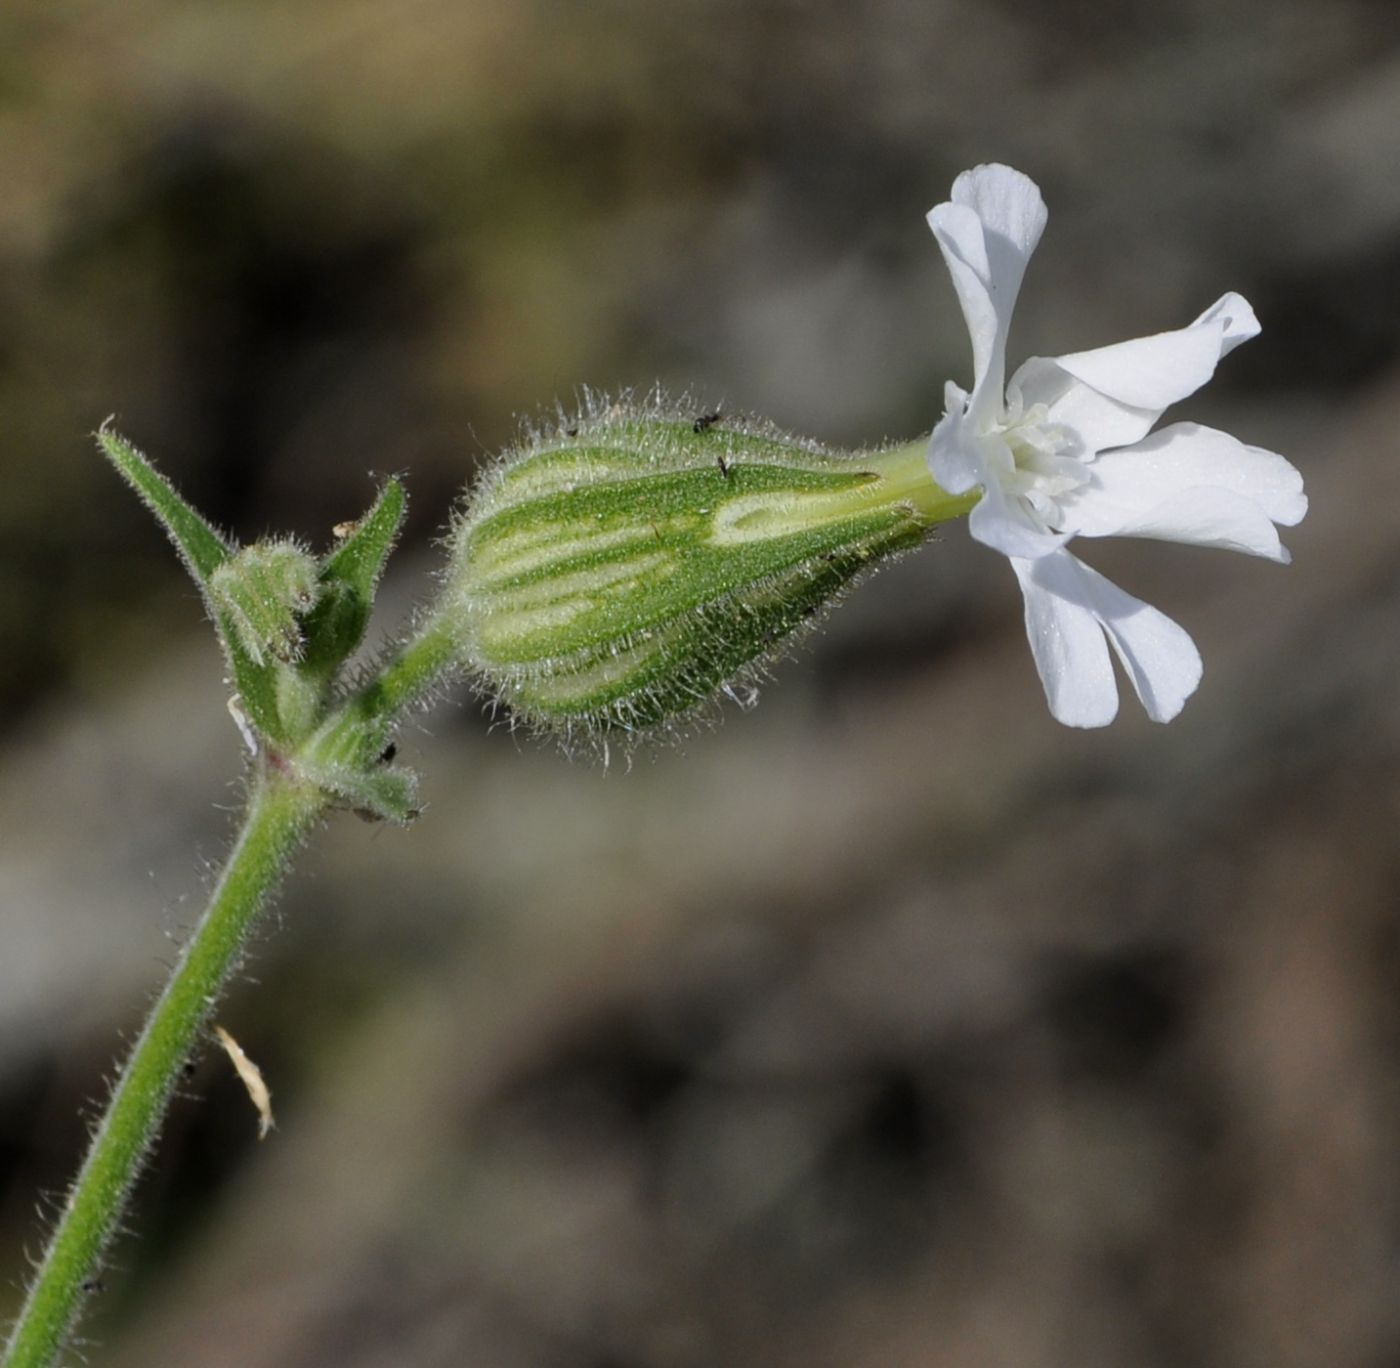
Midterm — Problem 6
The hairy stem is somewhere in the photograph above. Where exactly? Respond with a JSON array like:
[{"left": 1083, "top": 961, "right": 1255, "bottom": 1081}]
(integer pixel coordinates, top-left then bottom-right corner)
[
  {"left": 364, "top": 617, "right": 462, "bottom": 720},
  {"left": 313, "top": 616, "right": 462, "bottom": 755},
  {"left": 2, "top": 768, "right": 325, "bottom": 1368}
]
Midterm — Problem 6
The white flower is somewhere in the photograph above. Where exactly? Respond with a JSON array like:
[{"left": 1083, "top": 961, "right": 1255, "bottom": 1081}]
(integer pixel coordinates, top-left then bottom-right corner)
[{"left": 927, "top": 164, "right": 1306, "bottom": 727}]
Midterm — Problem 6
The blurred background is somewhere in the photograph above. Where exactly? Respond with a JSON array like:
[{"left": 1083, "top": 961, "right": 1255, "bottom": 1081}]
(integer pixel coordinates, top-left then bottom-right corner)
[{"left": 3, "top": 1, "right": 1400, "bottom": 1364}]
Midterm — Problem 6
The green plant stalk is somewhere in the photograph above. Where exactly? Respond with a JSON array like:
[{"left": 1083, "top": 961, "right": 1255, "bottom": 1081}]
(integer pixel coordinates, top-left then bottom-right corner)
[
  {"left": 355, "top": 616, "right": 463, "bottom": 723},
  {"left": 295, "top": 617, "right": 461, "bottom": 778},
  {"left": 868, "top": 438, "right": 980, "bottom": 525},
  {"left": 2, "top": 768, "right": 326, "bottom": 1368}
]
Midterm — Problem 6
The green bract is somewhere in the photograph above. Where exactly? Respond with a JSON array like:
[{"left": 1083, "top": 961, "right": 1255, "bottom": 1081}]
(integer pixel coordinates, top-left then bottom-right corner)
[{"left": 445, "top": 395, "right": 973, "bottom": 740}]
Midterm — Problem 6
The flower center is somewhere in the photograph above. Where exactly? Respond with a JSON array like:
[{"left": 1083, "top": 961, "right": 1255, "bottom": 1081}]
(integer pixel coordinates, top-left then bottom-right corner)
[{"left": 996, "top": 398, "right": 1087, "bottom": 527}]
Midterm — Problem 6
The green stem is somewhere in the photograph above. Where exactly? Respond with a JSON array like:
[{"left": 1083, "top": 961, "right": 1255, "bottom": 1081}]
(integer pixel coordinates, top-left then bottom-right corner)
[
  {"left": 2, "top": 769, "right": 325, "bottom": 1368},
  {"left": 867, "top": 438, "right": 980, "bottom": 526},
  {"left": 362, "top": 618, "right": 461, "bottom": 719},
  {"left": 313, "top": 617, "right": 462, "bottom": 755}
]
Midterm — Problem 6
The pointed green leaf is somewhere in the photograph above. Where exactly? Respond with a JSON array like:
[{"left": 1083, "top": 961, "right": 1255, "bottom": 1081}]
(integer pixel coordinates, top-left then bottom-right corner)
[
  {"left": 322, "top": 477, "right": 406, "bottom": 595},
  {"left": 301, "top": 477, "right": 407, "bottom": 676},
  {"left": 97, "top": 422, "right": 233, "bottom": 584},
  {"left": 97, "top": 423, "right": 288, "bottom": 744}
]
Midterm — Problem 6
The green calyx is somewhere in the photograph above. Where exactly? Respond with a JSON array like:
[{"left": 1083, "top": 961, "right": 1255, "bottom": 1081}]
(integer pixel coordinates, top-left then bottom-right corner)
[{"left": 444, "top": 394, "right": 974, "bottom": 740}]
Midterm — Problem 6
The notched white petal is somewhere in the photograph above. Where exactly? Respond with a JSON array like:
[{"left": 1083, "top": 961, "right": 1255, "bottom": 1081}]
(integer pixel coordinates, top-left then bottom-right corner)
[
  {"left": 928, "top": 165, "right": 1047, "bottom": 429},
  {"left": 1013, "top": 550, "right": 1202, "bottom": 726},
  {"left": 1192, "top": 291, "right": 1260, "bottom": 357},
  {"left": 927, "top": 201, "right": 1004, "bottom": 407},
  {"left": 1045, "top": 292, "right": 1259, "bottom": 426},
  {"left": 1140, "top": 423, "right": 1306, "bottom": 527},
  {"left": 1093, "top": 587, "right": 1202, "bottom": 725}
]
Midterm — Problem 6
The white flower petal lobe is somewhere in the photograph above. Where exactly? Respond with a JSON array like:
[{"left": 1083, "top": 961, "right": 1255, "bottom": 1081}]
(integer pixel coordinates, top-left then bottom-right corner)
[{"left": 1012, "top": 552, "right": 1120, "bottom": 727}]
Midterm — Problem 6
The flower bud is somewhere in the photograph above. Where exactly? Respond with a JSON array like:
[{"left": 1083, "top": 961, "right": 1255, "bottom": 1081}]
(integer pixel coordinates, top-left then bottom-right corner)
[
  {"left": 444, "top": 395, "right": 966, "bottom": 739},
  {"left": 209, "top": 539, "right": 320, "bottom": 667}
]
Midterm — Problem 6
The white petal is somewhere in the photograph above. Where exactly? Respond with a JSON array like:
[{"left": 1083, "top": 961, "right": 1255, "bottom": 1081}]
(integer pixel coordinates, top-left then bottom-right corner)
[
  {"left": 1013, "top": 551, "right": 1203, "bottom": 726},
  {"left": 1090, "top": 575, "right": 1203, "bottom": 724},
  {"left": 949, "top": 164, "right": 1049, "bottom": 262},
  {"left": 1074, "top": 486, "right": 1288, "bottom": 561},
  {"left": 1053, "top": 291, "right": 1258, "bottom": 414},
  {"left": 1126, "top": 422, "right": 1305, "bottom": 525},
  {"left": 1011, "top": 292, "right": 1261, "bottom": 456},
  {"left": 927, "top": 165, "right": 1047, "bottom": 429},
  {"left": 1193, "top": 291, "right": 1260, "bottom": 358},
  {"left": 1011, "top": 356, "right": 1159, "bottom": 454},
  {"left": 925, "top": 203, "right": 1006, "bottom": 427},
  {"left": 969, "top": 473, "right": 1072, "bottom": 560},
  {"left": 1057, "top": 422, "right": 1306, "bottom": 559},
  {"left": 1011, "top": 552, "right": 1119, "bottom": 727},
  {"left": 926, "top": 385, "right": 984, "bottom": 495}
]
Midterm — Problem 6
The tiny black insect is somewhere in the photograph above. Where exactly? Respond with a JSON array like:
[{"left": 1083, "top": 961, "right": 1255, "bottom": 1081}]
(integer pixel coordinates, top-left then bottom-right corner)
[
  {"left": 378, "top": 741, "right": 398, "bottom": 765},
  {"left": 82, "top": 1278, "right": 105, "bottom": 1296},
  {"left": 716, "top": 454, "right": 731, "bottom": 479},
  {"left": 693, "top": 411, "right": 722, "bottom": 433},
  {"left": 565, "top": 426, "right": 579, "bottom": 437}
]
